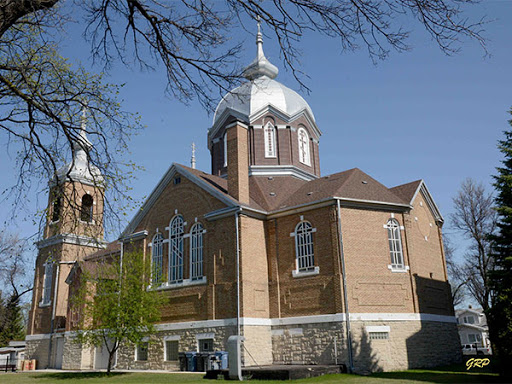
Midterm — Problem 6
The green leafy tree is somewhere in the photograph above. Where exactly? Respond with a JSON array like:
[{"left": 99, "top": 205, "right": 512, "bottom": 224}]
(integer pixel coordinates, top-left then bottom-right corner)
[
  {"left": 71, "top": 249, "right": 164, "bottom": 374},
  {"left": 488, "top": 110, "right": 512, "bottom": 377}
]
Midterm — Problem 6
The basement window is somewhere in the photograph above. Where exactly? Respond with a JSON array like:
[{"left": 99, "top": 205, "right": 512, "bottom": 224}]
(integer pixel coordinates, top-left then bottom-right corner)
[
  {"left": 369, "top": 332, "right": 389, "bottom": 340},
  {"left": 135, "top": 342, "right": 149, "bottom": 361}
]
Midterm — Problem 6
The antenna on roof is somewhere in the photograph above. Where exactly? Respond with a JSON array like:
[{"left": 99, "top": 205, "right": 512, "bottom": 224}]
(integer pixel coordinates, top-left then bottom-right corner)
[{"left": 191, "top": 142, "right": 196, "bottom": 169}]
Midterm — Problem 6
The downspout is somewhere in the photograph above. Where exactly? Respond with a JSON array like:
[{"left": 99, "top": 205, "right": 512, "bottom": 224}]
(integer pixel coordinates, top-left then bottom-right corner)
[
  {"left": 235, "top": 211, "right": 241, "bottom": 338},
  {"left": 113, "top": 241, "right": 124, "bottom": 370},
  {"left": 47, "top": 262, "right": 61, "bottom": 368},
  {"left": 336, "top": 199, "right": 354, "bottom": 372}
]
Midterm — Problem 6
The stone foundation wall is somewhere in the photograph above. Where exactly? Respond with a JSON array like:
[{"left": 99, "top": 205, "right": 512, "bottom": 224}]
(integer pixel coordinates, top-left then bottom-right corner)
[
  {"left": 271, "top": 320, "right": 461, "bottom": 373},
  {"left": 25, "top": 338, "right": 50, "bottom": 369},
  {"left": 115, "top": 325, "right": 237, "bottom": 370},
  {"left": 240, "top": 325, "right": 273, "bottom": 366},
  {"left": 271, "top": 322, "right": 346, "bottom": 365}
]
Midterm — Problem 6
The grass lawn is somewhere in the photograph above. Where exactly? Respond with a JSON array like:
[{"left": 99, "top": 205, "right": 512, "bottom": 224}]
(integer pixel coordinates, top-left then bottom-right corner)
[
  {"left": 1, "top": 359, "right": 507, "bottom": 384},
  {"left": 0, "top": 368, "right": 507, "bottom": 384}
]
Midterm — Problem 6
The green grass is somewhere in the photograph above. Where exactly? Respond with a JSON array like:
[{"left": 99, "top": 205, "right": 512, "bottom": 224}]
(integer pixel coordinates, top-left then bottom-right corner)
[{"left": 1, "top": 360, "right": 508, "bottom": 384}]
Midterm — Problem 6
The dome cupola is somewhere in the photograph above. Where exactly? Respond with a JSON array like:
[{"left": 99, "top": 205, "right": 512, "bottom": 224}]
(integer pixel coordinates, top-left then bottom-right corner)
[{"left": 209, "top": 21, "right": 321, "bottom": 181}]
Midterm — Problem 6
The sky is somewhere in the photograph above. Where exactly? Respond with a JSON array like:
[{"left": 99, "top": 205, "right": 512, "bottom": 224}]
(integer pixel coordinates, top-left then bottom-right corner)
[{"left": 1, "top": 1, "right": 511, "bottom": 306}]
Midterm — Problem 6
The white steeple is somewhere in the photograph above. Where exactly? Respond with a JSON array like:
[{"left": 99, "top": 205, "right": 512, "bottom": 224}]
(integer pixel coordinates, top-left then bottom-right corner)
[
  {"left": 191, "top": 142, "right": 196, "bottom": 169},
  {"left": 52, "top": 107, "right": 103, "bottom": 186},
  {"left": 242, "top": 18, "right": 279, "bottom": 80}
]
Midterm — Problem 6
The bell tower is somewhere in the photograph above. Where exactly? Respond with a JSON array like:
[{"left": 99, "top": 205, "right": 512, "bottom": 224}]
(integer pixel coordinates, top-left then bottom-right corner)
[{"left": 26, "top": 109, "right": 107, "bottom": 367}]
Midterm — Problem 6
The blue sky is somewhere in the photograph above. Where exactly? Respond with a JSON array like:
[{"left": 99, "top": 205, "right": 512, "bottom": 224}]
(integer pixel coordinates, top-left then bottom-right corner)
[{"left": 1, "top": 1, "right": 511, "bottom": 298}]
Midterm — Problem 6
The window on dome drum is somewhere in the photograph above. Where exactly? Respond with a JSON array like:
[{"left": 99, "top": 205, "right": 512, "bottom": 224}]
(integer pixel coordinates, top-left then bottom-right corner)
[
  {"left": 463, "top": 316, "right": 475, "bottom": 324},
  {"left": 80, "top": 194, "right": 94, "bottom": 222},
  {"left": 41, "top": 258, "right": 54, "bottom": 305},
  {"left": 223, "top": 132, "right": 228, "bottom": 167},
  {"left": 295, "top": 221, "right": 316, "bottom": 272},
  {"left": 151, "top": 233, "right": 164, "bottom": 285},
  {"left": 386, "top": 218, "right": 405, "bottom": 269},
  {"left": 264, "top": 122, "right": 277, "bottom": 158},
  {"left": 190, "top": 223, "right": 204, "bottom": 280},
  {"left": 169, "top": 215, "right": 184, "bottom": 283},
  {"left": 298, "top": 127, "right": 311, "bottom": 166}
]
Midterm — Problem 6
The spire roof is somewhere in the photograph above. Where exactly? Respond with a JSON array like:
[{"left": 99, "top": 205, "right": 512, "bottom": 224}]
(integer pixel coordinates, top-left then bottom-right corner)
[{"left": 242, "top": 19, "right": 279, "bottom": 80}]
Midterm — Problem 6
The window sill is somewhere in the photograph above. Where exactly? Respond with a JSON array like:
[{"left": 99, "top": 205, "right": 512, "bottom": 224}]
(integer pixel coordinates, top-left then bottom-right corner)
[
  {"left": 388, "top": 265, "right": 410, "bottom": 273},
  {"left": 149, "top": 276, "right": 207, "bottom": 290},
  {"left": 49, "top": 220, "right": 59, "bottom": 226},
  {"left": 292, "top": 266, "right": 320, "bottom": 278},
  {"left": 39, "top": 301, "right": 51, "bottom": 308},
  {"left": 79, "top": 219, "right": 96, "bottom": 225}
]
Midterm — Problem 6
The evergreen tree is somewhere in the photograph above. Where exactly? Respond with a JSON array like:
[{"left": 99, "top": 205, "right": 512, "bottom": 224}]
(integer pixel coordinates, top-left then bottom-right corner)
[
  {"left": 0, "top": 294, "right": 25, "bottom": 347},
  {"left": 488, "top": 109, "right": 512, "bottom": 378}
]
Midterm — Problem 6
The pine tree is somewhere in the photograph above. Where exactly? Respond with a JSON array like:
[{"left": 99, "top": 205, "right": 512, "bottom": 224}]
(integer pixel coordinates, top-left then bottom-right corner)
[
  {"left": 488, "top": 109, "right": 512, "bottom": 378},
  {"left": 0, "top": 294, "right": 25, "bottom": 347}
]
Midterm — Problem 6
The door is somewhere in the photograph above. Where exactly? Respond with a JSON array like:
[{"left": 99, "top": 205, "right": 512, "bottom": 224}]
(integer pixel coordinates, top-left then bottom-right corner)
[{"left": 54, "top": 338, "right": 64, "bottom": 369}]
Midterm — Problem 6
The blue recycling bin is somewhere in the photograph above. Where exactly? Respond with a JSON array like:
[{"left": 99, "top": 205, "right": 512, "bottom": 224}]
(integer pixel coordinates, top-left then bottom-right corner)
[
  {"left": 185, "top": 352, "right": 197, "bottom": 371},
  {"left": 215, "top": 351, "right": 228, "bottom": 369}
]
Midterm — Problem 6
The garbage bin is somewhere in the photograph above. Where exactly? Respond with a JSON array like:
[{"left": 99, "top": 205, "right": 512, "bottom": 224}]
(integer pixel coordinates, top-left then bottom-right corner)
[
  {"left": 197, "top": 352, "right": 215, "bottom": 371},
  {"left": 214, "top": 351, "right": 228, "bottom": 370},
  {"left": 178, "top": 353, "right": 187, "bottom": 371},
  {"left": 185, "top": 352, "right": 197, "bottom": 372}
]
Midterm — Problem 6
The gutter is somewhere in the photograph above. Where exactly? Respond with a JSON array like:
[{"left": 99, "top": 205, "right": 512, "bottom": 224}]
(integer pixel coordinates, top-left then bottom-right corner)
[{"left": 336, "top": 199, "right": 354, "bottom": 372}]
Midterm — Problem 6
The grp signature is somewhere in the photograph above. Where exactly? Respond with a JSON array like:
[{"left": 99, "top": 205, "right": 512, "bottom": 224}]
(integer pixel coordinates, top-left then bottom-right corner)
[{"left": 466, "top": 358, "right": 490, "bottom": 370}]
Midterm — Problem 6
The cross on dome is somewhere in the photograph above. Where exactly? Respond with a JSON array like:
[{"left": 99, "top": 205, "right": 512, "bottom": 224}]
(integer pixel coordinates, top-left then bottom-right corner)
[{"left": 242, "top": 18, "right": 279, "bottom": 80}]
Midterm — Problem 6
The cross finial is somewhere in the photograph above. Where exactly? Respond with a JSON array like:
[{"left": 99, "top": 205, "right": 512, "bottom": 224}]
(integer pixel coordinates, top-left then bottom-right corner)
[{"left": 191, "top": 142, "right": 196, "bottom": 169}]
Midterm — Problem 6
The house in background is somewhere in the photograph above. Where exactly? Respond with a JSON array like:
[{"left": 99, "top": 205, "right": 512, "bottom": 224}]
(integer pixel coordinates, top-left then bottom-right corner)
[
  {"left": 456, "top": 307, "right": 491, "bottom": 351},
  {"left": 25, "top": 24, "right": 462, "bottom": 373}
]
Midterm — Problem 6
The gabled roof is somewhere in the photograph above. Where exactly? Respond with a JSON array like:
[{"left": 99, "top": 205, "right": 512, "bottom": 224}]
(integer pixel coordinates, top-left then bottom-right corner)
[
  {"left": 391, "top": 179, "right": 444, "bottom": 223},
  {"left": 277, "top": 168, "right": 410, "bottom": 210},
  {"left": 121, "top": 163, "right": 267, "bottom": 239}
]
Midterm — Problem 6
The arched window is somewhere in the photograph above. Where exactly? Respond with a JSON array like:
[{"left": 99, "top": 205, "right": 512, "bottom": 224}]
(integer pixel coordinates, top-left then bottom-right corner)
[
  {"left": 41, "top": 258, "right": 54, "bottom": 305},
  {"left": 52, "top": 195, "right": 62, "bottom": 223},
  {"left": 298, "top": 127, "right": 311, "bottom": 166},
  {"left": 190, "top": 223, "right": 204, "bottom": 280},
  {"left": 223, "top": 132, "right": 228, "bottom": 167},
  {"left": 151, "top": 233, "right": 164, "bottom": 285},
  {"left": 80, "top": 194, "right": 93, "bottom": 222},
  {"left": 169, "top": 215, "right": 184, "bottom": 283},
  {"left": 264, "top": 122, "right": 277, "bottom": 158},
  {"left": 386, "top": 218, "right": 404, "bottom": 269},
  {"left": 295, "top": 221, "right": 315, "bottom": 272}
]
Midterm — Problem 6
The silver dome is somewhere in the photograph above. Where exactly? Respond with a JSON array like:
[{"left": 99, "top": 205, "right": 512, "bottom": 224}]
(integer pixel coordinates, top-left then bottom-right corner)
[{"left": 213, "top": 76, "right": 315, "bottom": 124}]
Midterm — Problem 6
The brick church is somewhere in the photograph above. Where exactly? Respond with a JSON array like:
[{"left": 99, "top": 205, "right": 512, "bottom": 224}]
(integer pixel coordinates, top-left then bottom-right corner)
[{"left": 25, "top": 25, "right": 461, "bottom": 372}]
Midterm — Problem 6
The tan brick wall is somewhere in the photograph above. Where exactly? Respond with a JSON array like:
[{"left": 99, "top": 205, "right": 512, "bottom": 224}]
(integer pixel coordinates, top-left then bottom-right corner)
[
  {"left": 226, "top": 123, "right": 250, "bottom": 204},
  {"left": 241, "top": 325, "right": 273, "bottom": 366}
]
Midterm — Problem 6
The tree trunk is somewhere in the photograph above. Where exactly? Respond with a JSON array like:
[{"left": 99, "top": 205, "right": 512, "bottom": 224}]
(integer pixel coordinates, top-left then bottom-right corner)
[{"left": 0, "top": 0, "right": 59, "bottom": 38}]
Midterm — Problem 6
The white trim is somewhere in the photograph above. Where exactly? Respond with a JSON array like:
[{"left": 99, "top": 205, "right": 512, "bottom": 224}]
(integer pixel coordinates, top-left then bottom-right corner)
[
  {"left": 288, "top": 328, "right": 303, "bottom": 336},
  {"left": 249, "top": 165, "right": 317, "bottom": 181},
  {"left": 126, "top": 313, "right": 460, "bottom": 333},
  {"left": 292, "top": 266, "right": 320, "bottom": 278},
  {"left": 365, "top": 325, "right": 390, "bottom": 333},
  {"left": 36, "top": 233, "right": 107, "bottom": 249},
  {"left": 163, "top": 335, "right": 181, "bottom": 341},
  {"left": 388, "top": 265, "right": 410, "bottom": 273},
  {"left": 25, "top": 334, "right": 51, "bottom": 341},
  {"left": 120, "top": 230, "right": 149, "bottom": 243},
  {"left": 196, "top": 333, "right": 215, "bottom": 340},
  {"left": 154, "top": 276, "right": 207, "bottom": 291}
]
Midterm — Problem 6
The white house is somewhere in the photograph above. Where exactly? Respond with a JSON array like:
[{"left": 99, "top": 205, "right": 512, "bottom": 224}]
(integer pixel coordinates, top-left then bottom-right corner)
[{"left": 455, "top": 307, "right": 490, "bottom": 350}]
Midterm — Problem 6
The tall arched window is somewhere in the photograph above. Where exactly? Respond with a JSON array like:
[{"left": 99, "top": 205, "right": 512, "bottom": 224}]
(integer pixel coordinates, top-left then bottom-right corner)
[
  {"left": 169, "top": 215, "right": 184, "bottom": 283},
  {"left": 151, "top": 233, "right": 164, "bottom": 285},
  {"left": 80, "top": 194, "right": 93, "bottom": 222},
  {"left": 41, "top": 258, "right": 54, "bottom": 305},
  {"left": 386, "top": 218, "right": 404, "bottom": 269},
  {"left": 264, "top": 122, "right": 276, "bottom": 158},
  {"left": 52, "top": 195, "right": 62, "bottom": 222},
  {"left": 190, "top": 223, "right": 204, "bottom": 280},
  {"left": 295, "top": 221, "right": 315, "bottom": 272},
  {"left": 223, "top": 132, "right": 228, "bottom": 167},
  {"left": 298, "top": 127, "right": 311, "bottom": 166}
]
